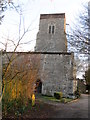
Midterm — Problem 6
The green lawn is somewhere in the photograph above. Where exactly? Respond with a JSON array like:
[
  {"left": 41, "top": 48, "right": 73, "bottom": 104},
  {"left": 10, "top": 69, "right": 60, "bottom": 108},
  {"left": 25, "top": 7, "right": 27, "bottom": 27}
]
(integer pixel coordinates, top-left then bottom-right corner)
[{"left": 36, "top": 94, "right": 75, "bottom": 103}]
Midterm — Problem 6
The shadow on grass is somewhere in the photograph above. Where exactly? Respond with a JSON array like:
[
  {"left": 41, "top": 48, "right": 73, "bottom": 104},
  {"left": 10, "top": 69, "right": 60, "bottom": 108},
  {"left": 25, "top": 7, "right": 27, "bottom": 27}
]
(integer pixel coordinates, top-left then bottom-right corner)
[{"left": 36, "top": 94, "right": 77, "bottom": 103}]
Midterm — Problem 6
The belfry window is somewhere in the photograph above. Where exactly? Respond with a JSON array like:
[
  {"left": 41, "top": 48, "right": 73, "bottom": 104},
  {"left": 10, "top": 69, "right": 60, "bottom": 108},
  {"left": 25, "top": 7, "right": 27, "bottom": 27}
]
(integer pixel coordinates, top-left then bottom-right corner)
[
  {"left": 49, "top": 26, "right": 51, "bottom": 34},
  {"left": 49, "top": 25, "right": 55, "bottom": 34},
  {"left": 52, "top": 26, "right": 54, "bottom": 34}
]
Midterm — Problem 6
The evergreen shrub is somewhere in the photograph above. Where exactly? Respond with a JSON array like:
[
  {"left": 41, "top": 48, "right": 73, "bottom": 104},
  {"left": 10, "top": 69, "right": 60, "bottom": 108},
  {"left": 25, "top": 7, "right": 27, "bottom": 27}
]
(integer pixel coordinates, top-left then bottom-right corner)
[{"left": 54, "top": 92, "right": 63, "bottom": 99}]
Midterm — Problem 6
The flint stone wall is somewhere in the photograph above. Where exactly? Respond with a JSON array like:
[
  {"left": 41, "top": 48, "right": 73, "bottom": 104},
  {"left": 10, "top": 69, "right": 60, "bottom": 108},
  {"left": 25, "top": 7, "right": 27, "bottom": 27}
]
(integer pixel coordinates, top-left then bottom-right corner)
[
  {"left": 35, "top": 14, "right": 67, "bottom": 52},
  {"left": 39, "top": 52, "right": 75, "bottom": 97},
  {"left": 2, "top": 51, "right": 76, "bottom": 97}
]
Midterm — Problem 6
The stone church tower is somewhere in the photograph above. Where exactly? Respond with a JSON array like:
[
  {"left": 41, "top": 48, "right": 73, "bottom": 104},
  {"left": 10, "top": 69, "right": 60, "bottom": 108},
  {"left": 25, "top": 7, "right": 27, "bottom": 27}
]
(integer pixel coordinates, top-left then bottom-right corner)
[
  {"left": 35, "top": 13, "right": 77, "bottom": 97},
  {"left": 35, "top": 13, "right": 67, "bottom": 52}
]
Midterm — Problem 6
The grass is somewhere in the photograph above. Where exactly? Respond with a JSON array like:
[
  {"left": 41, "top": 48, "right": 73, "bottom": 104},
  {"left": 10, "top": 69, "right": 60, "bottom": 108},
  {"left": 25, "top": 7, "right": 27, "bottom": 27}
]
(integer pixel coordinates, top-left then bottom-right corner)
[
  {"left": 37, "top": 94, "right": 75, "bottom": 103},
  {"left": 41, "top": 95, "right": 61, "bottom": 102}
]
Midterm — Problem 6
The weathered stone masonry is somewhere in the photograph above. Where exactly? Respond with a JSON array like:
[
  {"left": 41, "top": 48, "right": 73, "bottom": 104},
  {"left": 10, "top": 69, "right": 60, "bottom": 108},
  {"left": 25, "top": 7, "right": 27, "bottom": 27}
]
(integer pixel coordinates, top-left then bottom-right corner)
[
  {"left": 35, "top": 13, "right": 77, "bottom": 97},
  {"left": 39, "top": 52, "right": 75, "bottom": 97},
  {"left": 2, "top": 51, "right": 76, "bottom": 97},
  {"left": 35, "top": 13, "right": 67, "bottom": 52}
]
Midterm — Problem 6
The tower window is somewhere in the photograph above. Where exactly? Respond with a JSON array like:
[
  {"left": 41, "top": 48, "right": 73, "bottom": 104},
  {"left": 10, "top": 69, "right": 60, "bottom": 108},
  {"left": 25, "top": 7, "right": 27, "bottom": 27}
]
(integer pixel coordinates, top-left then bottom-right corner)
[
  {"left": 49, "top": 26, "right": 51, "bottom": 34},
  {"left": 52, "top": 26, "right": 54, "bottom": 34},
  {"left": 49, "top": 25, "right": 55, "bottom": 34}
]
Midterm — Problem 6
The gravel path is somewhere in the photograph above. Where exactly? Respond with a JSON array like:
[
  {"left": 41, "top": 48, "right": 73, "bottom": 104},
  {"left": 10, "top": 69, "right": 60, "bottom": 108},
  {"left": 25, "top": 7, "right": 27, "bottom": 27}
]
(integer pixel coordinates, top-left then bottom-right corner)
[
  {"left": 37, "top": 94, "right": 89, "bottom": 118},
  {"left": 52, "top": 94, "right": 89, "bottom": 118}
]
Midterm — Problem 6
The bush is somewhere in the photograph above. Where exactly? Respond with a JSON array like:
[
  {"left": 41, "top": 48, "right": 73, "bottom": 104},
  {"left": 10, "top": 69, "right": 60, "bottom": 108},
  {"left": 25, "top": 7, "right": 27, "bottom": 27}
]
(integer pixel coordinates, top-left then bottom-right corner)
[
  {"left": 61, "top": 98, "right": 66, "bottom": 103},
  {"left": 2, "top": 95, "right": 31, "bottom": 116},
  {"left": 74, "top": 88, "right": 81, "bottom": 98},
  {"left": 54, "top": 92, "right": 63, "bottom": 99},
  {"left": 54, "top": 92, "right": 60, "bottom": 99}
]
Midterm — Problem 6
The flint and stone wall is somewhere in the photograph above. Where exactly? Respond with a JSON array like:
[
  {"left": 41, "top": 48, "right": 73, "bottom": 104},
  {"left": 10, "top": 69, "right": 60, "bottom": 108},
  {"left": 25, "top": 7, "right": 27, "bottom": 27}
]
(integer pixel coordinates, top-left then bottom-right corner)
[
  {"left": 39, "top": 52, "right": 75, "bottom": 97},
  {"left": 35, "top": 14, "right": 67, "bottom": 52},
  {"left": 2, "top": 51, "right": 76, "bottom": 97},
  {"left": 35, "top": 13, "right": 76, "bottom": 97}
]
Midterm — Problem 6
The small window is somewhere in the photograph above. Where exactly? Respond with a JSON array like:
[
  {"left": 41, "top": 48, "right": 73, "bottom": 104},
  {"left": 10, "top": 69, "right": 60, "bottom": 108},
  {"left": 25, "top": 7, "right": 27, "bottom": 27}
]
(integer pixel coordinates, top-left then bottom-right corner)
[
  {"left": 49, "top": 26, "right": 51, "bottom": 34},
  {"left": 52, "top": 26, "right": 54, "bottom": 34},
  {"left": 48, "top": 25, "right": 55, "bottom": 34}
]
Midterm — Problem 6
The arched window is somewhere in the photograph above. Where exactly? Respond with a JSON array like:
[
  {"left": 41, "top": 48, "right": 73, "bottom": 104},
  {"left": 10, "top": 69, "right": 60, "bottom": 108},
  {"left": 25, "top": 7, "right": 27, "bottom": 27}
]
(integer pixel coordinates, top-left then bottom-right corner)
[
  {"left": 49, "top": 26, "right": 51, "bottom": 34},
  {"left": 52, "top": 25, "right": 54, "bottom": 34},
  {"left": 49, "top": 25, "right": 55, "bottom": 34}
]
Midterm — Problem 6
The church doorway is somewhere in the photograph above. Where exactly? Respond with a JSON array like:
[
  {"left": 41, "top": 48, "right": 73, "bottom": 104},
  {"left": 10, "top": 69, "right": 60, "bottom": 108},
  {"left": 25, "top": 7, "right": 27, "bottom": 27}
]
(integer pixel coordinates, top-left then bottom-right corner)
[{"left": 35, "top": 79, "right": 42, "bottom": 93}]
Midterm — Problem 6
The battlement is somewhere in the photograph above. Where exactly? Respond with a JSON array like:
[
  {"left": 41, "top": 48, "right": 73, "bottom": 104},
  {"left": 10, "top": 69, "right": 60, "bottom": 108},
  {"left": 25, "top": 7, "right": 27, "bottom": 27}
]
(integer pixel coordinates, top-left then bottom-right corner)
[{"left": 40, "top": 13, "right": 65, "bottom": 19}]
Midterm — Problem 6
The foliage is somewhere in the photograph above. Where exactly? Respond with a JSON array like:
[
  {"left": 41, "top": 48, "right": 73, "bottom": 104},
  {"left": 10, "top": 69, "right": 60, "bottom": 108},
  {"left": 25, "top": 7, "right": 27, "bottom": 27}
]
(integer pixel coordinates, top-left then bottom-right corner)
[
  {"left": 54, "top": 92, "right": 63, "bottom": 99},
  {"left": 74, "top": 87, "right": 81, "bottom": 98},
  {"left": 0, "top": 0, "right": 40, "bottom": 117},
  {"left": 83, "top": 67, "right": 90, "bottom": 93},
  {"left": 60, "top": 98, "right": 66, "bottom": 103},
  {"left": 2, "top": 96, "right": 32, "bottom": 116},
  {"left": 84, "top": 67, "right": 90, "bottom": 86},
  {"left": 2, "top": 53, "right": 40, "bottom": 116}
]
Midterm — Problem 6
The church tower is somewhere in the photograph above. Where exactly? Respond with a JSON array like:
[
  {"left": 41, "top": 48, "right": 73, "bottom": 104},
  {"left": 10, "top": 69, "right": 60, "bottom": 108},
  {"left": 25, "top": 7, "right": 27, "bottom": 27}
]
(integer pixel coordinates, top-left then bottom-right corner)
[
  {"left": 35, "top": 13, "right": 67, "bottom": 52},
  {"left": 35, "top": 13, "right": 76, "bottom": 97}
]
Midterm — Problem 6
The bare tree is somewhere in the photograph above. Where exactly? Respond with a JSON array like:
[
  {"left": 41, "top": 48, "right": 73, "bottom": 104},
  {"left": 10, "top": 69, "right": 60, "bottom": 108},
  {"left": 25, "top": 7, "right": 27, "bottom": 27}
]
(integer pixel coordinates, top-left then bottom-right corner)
[
  {"left": 2, "top": 53, "right": 40, "bottom": 98},
  {"left": 67, "top": 2, "right": 90, "bottom": 55},
  {"left": 1, "top": 0, "right": 40, "bottom": 93},
  {"left": 0, "top": 0, "right": 14, "bottom": 24},
  {"left": 66, "top": 2, "right": 90, "bottom": 79},
  {"left": 0, "top": 0, "right": 7, "bottom": 24},
  {"left": 2, "top": 52, "right": 40, "bottom": 115},
  {"left": 0, "top": 0, "right": 41, "bottom": 116}
]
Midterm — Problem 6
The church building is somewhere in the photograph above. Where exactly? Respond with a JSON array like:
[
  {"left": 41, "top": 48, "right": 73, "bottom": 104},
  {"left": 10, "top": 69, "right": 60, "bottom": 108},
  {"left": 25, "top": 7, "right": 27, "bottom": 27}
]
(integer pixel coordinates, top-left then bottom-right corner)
[
  {"left": 35, "top": 13, "right": 77, "bottom": 97},
  {"left": 1, "top": 13, "right": 77, "bottom": 98}
]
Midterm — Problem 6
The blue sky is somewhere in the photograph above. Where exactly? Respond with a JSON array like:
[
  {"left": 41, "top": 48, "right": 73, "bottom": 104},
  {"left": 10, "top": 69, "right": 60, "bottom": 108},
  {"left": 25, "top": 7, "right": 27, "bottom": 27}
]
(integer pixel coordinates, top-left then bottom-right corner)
[{"left": 0, "top": 0, "right": 89, "bottom": 51}]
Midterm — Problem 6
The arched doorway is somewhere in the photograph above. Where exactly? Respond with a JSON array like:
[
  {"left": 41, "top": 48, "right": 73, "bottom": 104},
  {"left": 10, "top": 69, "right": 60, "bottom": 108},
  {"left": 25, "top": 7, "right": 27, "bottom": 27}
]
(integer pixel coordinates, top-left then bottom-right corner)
[{"left": 35, "top": 79, "right": 42, "bottom": 93}]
